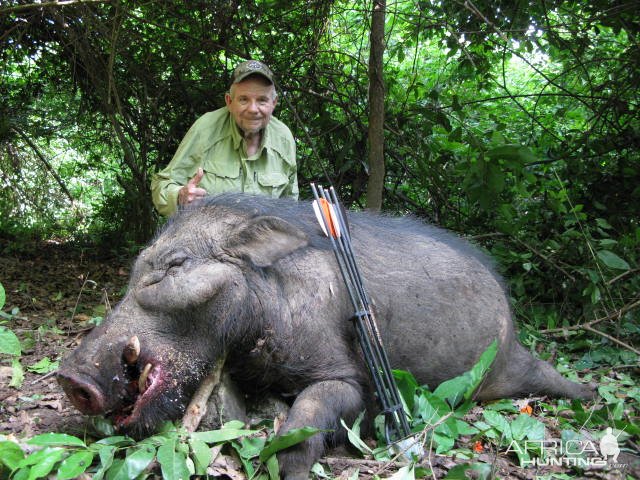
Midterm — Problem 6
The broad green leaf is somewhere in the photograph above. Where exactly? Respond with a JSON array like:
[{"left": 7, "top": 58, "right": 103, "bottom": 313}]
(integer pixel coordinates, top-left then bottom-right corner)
[
  {"left": 28, "top": 433, "right": 86, "bottom": 448},
  {"left": 487, "top": 144, "right": 537, "bottom": 164},
  {"left": 434, "top": 417, "right": 459, "bottom": 454},
  {"left": 266, "top": 454, "right": 279, "bottom": 480},
  {"left": 0, "top": 441, "right": 25, "bottom": 470},
  {"left": 106, "top": 446, "right": 155, "bottom": 480},
  {"left": 259, "top": 426, "right": 322, "bottom": 462},
  {"left": 597, "top": 250, "right": 630, "bottom": 270},
  {"left": 104, "top": 458, "right": 125, "bottom": 480},
  {"left": 27, "top": 357, "right": 59, "bottom": 374},
  {"left": 433, "top": 376, "right": 467, "bottom": 409},
  {"left": 157, "top": 440, "right": 190, "bottom": 480},
  {"left": 0, "top": 326, "right": 21, "bottom": 356},
  {"left": 232, "top": 434, "right": 266, "bottom": 459},
  {"left": 56, "top": 450, "right": 94, "bottom": 480},
  {"left": 188, "top": 438, "right": 212, "bottom": 475},
  {"left": 433, "top": 340, "right": 497, "bottom": 409},
  {"left": 464, "top": 340, "right": 498, "bottom": 400},
  {"left": 190, "top": 428, "right": 255, "bottom": 444},
  {"left": 443, "top": 462, "right": 492, "bottom": 480},
  {"left": 18, "top": 447, "right": 65, "bottom": 480},
  {"left": 482, "top": 410, "right": 511, "bottom": 439},
  {"left": 393, "top": 369, "right": 419, "bottom": 412},
  {"left": 340, "top": 412, "right": 371, "bottom": 455},
  {"left": 0, "top": 283, "right": 5, "bottom": 310},
  {"left": 9, "top": 358, "right": 24, "bottom": 388},
  {"left": 510, "top": 414, "right": 538, "bottom": 441},
  {"left": 388, "top": 463, "right": 415, "bottom": 479},
  {"left": 91, "top": 445, "right": 115, "bottom": 480},
  {"left": 93, "top": 436, "right": 133, "bottom": 448}
]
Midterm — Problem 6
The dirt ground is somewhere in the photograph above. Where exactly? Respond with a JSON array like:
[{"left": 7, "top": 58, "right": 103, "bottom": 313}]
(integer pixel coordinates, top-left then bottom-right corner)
[{"left": 1, "top": 242, "right": 638, "bottom": 479}]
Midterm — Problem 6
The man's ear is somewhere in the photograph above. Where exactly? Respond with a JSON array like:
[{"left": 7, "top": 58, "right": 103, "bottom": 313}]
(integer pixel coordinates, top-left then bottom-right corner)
[
  {"left": 225, "top": 92, "right": 232, "bottom": 107},
  {"left": 226, "top": 216, "right": 308, "bottom": 267}
]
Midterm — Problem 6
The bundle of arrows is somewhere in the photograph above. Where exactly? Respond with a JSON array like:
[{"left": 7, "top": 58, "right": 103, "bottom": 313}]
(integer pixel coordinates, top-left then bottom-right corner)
[{"left": 310, "top": 183, "right": 416, "bottom": 451}]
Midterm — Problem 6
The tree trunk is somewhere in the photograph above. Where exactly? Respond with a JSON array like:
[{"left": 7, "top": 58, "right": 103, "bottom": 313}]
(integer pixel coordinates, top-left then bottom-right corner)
[{"left": 366, "top": 0, "right": 386, "bottom": 211}]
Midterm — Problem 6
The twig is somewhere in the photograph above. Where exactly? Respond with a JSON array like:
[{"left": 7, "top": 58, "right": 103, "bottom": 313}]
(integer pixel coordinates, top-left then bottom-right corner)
[
  {"left": 0, "top": 0, "right": 109, "bottom": 15},
  {"left": 68, "top": 274, "right": 96, "bottom": 327},
  {"left": 542, "top": 298, "right": 640, "bottom": 333},
  {"left": 182, "top": 357, "right": 226, "bottom": 432},
  {"left": 31, "top": 370, "right": 58, "bottom": 385},
  {"left": 582, "top": 325, "right": 640, "bottom": 356}
]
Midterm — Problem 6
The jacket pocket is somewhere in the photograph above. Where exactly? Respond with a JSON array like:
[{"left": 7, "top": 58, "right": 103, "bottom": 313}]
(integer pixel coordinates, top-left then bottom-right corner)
[
  {"left": 257, "top": 172, "right": 288, "bottom": 187},
  {"left": 203, "top": 161, "right": 241, "bottom": 194}
]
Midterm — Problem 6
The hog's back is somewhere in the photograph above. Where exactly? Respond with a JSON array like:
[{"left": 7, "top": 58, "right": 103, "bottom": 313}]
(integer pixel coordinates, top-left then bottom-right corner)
[{"left": 348, "top": 214, "right": 512, "bottom": 390}]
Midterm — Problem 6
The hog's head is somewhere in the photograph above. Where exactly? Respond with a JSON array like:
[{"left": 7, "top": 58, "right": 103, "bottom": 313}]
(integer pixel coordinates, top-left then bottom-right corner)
[{"left": 57, "top": 198, "right": 309, "bottom": 438}]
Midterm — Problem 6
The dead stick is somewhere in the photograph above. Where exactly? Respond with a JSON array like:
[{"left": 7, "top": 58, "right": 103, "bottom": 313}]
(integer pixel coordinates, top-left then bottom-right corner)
[
  {"left": 582, "top": 325, "right": 640, "bottom": 356},
  {"left": 542, "top": 298, "right": 639, "bottom": 334},
  {"left": 182, "top": 357, "right": 225, "bottom": 432}
]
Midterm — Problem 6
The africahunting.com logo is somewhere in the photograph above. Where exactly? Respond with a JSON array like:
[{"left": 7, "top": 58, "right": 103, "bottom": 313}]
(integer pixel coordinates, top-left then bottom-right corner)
[{"left": 506, "top": 427, "right": 627, "bottom": 469}]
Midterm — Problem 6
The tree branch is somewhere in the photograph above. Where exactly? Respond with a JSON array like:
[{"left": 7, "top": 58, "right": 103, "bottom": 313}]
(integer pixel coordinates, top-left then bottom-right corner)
[
  {"left": 11, "top": 126, "right": 74, "bottom": 203},
  {"left": 0, "top": 0, "right": 109, "bottom": 15}
]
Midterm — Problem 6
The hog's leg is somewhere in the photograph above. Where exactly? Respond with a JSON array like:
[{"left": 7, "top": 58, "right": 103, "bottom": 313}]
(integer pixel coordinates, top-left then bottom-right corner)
[{"left": 277, "top": 379, "right": 363, "bottom": 480}]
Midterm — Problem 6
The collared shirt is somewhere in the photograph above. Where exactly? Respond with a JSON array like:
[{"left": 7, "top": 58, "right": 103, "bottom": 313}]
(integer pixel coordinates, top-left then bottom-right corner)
[{"left": 151, "top": 106, "right": 298, "bottom": 216}]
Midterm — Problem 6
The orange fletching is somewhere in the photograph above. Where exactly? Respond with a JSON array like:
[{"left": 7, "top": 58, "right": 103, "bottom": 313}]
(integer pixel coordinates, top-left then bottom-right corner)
[{"left": 319, "top": 198, "right": 337, "bottom": 237}]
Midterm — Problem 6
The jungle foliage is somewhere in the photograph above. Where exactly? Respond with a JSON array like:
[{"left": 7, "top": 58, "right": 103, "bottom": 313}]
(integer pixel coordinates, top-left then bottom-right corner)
[{"left": 0, "top": 1, "right": 638, "bottom": 350}]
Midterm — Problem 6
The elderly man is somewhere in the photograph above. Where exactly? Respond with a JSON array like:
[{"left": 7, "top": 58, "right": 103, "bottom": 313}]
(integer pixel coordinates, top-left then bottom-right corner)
[{"left": 151, "top": 60, "right": 298, "bottom": 216}]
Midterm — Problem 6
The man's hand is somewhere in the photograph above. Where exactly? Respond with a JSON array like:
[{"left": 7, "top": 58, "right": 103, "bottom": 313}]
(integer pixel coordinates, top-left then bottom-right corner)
[{"left": 178, "top": 168, "right": 207, "bottom": 206}]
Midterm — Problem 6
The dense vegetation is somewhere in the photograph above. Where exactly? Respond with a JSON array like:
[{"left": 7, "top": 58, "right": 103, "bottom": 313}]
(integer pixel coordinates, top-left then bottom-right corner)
[{"left": 0, "top": 1, "right": 638, "bottom": 478}]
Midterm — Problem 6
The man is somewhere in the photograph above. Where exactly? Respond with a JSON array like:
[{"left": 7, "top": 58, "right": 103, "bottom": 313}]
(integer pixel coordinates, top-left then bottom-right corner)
[{"left": 151, "top": 60, "right": 298, "bottom": 216}]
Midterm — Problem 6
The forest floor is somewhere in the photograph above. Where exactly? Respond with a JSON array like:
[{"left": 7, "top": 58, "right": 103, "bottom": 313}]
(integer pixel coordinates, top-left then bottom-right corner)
[{"left": 0, "top": 242, "right": 638, "bottom": 479}]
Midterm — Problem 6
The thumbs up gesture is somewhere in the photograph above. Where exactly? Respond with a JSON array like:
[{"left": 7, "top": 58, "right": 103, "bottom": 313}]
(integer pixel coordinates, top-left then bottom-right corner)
[{"left": 178, "top": 168, "right": 207, "bottom": 206}]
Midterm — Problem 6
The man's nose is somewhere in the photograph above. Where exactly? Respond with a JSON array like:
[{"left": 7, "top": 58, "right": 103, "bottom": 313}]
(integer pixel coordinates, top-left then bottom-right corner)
[{"left": 246, "top": 100, "right": 259, "bottom": 113}]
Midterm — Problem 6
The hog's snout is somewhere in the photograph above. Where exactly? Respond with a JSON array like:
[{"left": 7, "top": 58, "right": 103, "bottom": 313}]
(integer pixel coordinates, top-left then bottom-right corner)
[{"left": 57, "top": 372, "right": 106, "bottom": 415}]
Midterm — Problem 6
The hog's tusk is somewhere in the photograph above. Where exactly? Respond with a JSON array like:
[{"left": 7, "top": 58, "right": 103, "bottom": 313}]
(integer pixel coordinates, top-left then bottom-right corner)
[
  {"left": 123, "top": 336, "right": 140, "bottom": 364},
  {"left": 138, "top": 363, "right": 152, "bottom": 393}
]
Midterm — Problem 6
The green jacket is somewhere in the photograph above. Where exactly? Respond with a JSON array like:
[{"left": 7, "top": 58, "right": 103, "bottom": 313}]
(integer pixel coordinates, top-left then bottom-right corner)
[{"left": 151, "top": 107, "right": 298, "bottom": 216}]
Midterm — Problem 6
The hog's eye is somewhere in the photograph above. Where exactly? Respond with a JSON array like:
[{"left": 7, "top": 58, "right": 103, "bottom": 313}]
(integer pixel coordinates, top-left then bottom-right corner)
[{"left": 166, "top": 256, "right": 187, "bottom": 272}]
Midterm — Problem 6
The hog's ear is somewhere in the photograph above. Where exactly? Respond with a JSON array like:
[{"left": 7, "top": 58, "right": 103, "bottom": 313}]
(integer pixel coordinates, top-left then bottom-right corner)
[{"left": 227, "top": 216, "right": 309, "bottom": 267}]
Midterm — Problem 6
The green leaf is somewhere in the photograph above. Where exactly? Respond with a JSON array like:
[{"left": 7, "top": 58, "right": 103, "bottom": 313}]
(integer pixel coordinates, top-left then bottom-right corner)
[
  {"left": 190, "top": 427, "right": 256, "bottom": 444},
  {"left": 56, "top": 450, "right": 94, "bottom": 480},
  {"left": 17, "top": 447, "right": 65, "bottom": 480},
  {"left": 341, "top": 412, "right": 372, "bottom": 455},
  {"left": 482, "top": 410, "right": 512, "bottom": 440},
  {"left": 9, "top": 358, "right": 24, "bottom": 388},
  {"left": 0, "top": 441, "right": 25, "bottom": 470},
  {"left": 388, "top": 463, "right": 415, "bottom": 479},
  {"left": 487, "top": 144, "right": 537, "bottom": 164},
  {"left": 0, "top": 326, "right": 21, "bottom": 356},
  {"left": 91, "top": 445, "right": 115, "bottom": 480},
  {"left": 28, "top": 433, "right": 86, "bottom": 448},
  {"left": 464, "top": 340, "right": 498, "bottom": 401},
  {"left": 188, "top": 438, "right": 212, "bottom": 475},
  {"left": 259, "top": 426, "right": 323, "bottom": 462},
  {"left": 93, "top": 436, "right": 134, "bottom": 448},
  {"left": 123, "top": 446, "right": 156, "bottom": 479},
  {"left": 157, "top": 440, "right": 190, "bottom": 480},
  {"left": 432, "top": 340, "right": 497, "bottom": 409},
  {"left": 596, "top": 250, "right": 630, "bottom": 270},
  {"left": 27, "top": 357, "right": 59, "bottom": 374},
  {"left": 232, "top": 435, "right": 266, "bottom": 459},
  {"left": 393, "top": 369, "right": 419, "bottom": 412},
  {"left": 266, "top": 454, "right": 279, "bottom": 480},
  {"left": 443, "top": 462, "right": 492, "bottom": 479},
  {"left": 0, "top": 283, "right": 5, "bottom": 310}
]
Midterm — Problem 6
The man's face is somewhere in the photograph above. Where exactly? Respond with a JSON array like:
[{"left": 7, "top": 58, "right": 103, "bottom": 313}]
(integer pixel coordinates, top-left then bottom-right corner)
[{"left": 225, "top": 76, "right": 277, "bottom": 136}]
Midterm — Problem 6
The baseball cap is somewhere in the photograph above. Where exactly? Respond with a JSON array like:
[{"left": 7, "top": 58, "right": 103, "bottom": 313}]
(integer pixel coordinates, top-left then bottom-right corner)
[{"left": 231, "top": 60, "right": 274, "bottom": 85}]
